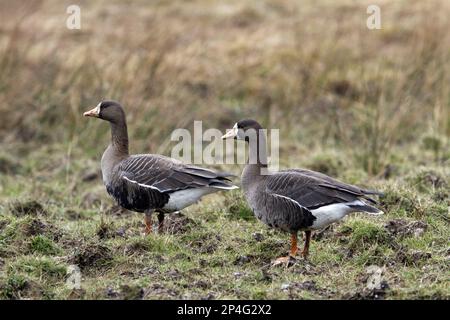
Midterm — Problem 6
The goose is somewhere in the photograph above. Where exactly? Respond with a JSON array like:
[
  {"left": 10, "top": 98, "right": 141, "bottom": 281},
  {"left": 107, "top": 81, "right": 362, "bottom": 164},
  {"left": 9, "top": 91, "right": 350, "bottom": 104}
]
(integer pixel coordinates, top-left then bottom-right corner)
[
  {"left": 222, "top": 119, "right": 383, "bottom": 265},
  {"left": 83, "top": 100, "right": 237, "bottom": 234}
]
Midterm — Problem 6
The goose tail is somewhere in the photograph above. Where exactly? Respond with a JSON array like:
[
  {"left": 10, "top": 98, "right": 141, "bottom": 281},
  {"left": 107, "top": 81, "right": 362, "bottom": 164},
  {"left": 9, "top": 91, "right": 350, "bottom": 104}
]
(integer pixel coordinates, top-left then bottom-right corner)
[{"left": 348, "top": 201, "right": 384, "bottom": 215}]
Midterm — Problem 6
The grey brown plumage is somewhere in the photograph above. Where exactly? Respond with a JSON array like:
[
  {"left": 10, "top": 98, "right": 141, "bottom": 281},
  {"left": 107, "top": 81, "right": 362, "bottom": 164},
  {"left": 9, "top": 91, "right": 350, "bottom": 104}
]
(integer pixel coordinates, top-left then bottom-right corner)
[
  {"left": 111, "top": 154, "right": 235, "bottom": 212},
  {"left": 222, "top": 119, "right": 383, "bottom": 263},
  {"left": 84, "top": 100, "right": 236, "bottom": 233},
  {"left": 265, "top": 169, "right": 382, "bottom": 214}
]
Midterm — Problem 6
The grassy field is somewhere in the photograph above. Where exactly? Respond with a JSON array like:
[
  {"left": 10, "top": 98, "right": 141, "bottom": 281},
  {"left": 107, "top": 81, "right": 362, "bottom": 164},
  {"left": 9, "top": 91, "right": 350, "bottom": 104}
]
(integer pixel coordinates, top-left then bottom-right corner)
[{"left": 0, "top": 0, "right": 449, "bottom": 299}]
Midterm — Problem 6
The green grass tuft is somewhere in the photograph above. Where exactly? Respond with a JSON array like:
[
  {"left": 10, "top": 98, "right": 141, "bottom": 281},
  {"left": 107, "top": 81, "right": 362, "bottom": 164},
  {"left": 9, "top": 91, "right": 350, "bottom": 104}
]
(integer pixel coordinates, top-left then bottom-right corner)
[{"left": 28, "top": 235, "right": 60, "bottom": 255}]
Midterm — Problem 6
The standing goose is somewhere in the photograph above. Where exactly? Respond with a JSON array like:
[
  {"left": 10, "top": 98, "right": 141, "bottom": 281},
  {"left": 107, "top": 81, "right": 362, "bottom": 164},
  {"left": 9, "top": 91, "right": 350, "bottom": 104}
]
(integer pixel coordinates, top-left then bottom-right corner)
[
  {"left": 222, "top": 119, "right": 383, "bottom": 265},
  {"left": 83, "top": 100, "right": 237, "bottom": 234}
]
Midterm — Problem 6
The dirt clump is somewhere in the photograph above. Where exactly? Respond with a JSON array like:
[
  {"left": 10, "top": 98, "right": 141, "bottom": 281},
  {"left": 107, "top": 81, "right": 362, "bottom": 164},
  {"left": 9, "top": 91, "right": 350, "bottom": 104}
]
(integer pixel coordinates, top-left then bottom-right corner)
[
  {"left": 67, "top": 288, "right": 86, "bottom": 299},
  {"left": 384, "top": 219, "right": 427, "bottom": 238},
  {"left": 119, "top": 284, "right": 145, "bottom": 300},
  {"left": 144, "top": 283, "right": 179, "bottom": 299},
  {"left": 22, "top": 217, "right": 62, "bottom": 241},
  {"left": 106, "top": 287, "right": 120, "bottom": 298},
  {"left": 347, "top": 283, "right": 390, "bottom": 300},
  {"left": 163, "top": 212, "right": 195, "bottom": 234},
  {"left": 234, "top": 255, "right": 253, "bottom": 265},
  {"left": 70, "top": 244, "right": 112, "bottom": 271},
  {"left": 396, "top": 249, "right": 432, "bottom": 266},
  {"left": 10, "top": 201, "right": 47, "bottom": 216}
]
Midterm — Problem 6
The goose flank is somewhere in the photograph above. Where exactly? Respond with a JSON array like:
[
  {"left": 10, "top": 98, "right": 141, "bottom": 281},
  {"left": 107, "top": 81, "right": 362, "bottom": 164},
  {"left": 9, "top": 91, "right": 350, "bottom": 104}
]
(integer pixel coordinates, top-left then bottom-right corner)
[
  {"left": 222, "top": 119, "right": 383, "bottom": 265},
  {"left": 84, "top": 100, "right": 237, "bottom": 234}
]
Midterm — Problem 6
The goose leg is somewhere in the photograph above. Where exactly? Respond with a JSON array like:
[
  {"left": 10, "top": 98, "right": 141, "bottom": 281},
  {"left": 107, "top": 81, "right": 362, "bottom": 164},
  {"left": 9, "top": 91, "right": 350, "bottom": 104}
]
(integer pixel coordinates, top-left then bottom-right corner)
[
  {"left": 301, "top": 230, "right": 311, "bottom": 258},
  {"left": 272, "top": 232, "right": 298, "bottom": 267},
  {"left": 144, "top": 210, "right": 153, "bottom": 235},
  {"left": 157, "top": 212, "right": 165, "bottom": 233}
]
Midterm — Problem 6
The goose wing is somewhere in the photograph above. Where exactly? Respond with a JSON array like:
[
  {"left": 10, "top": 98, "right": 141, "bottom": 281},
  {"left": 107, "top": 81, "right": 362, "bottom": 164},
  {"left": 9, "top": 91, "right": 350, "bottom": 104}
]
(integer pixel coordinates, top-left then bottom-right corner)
[
  {"left": 265, "top": 169, "right": 381, "bottom": 210},
  {"left": 119, "top": 154, "right": 236, "bottom": 193}
]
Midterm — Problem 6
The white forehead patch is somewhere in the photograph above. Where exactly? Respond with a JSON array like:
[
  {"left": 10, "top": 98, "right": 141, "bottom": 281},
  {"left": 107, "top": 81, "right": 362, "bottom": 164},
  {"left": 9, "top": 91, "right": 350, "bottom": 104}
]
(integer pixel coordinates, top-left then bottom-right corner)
[{"left": 94, "top": 102, "right": 102, "bottom": 113}]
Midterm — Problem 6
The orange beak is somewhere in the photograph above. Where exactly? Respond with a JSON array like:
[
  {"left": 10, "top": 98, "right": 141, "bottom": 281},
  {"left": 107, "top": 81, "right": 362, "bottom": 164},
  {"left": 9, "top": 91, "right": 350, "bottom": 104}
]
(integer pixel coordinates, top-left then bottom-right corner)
[{"left": 83, "top": 105, "right": 100, "bottom": 117}]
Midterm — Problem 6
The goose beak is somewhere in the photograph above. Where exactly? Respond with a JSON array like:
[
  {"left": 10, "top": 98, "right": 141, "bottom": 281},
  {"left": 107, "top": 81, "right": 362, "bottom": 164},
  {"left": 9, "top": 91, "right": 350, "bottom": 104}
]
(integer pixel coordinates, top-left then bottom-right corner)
[
  {"left": 221, "top": 127, "right": 238, "bottom": 140},
  {"left": 83, "top": 106, "right": 100, "bottom": 117},
  {"left": 222, "top": 123, "right": 238, "bottom": 140}
]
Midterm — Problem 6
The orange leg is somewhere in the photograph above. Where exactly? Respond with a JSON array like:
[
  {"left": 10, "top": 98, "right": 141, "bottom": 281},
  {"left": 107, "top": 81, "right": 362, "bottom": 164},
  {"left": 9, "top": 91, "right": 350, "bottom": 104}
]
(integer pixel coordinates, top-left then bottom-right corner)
[
  {"left": 157, "top": 212, "right": 165, "bottom": 233},
  {"left": 144, "top": 211, "right": 153, "bottom": 235},
  {"left": 272, "top": 232, "right": 298, "bottom": 266},
  {"left": 290, "top": 232, "right": 298, "bottom": 256},
  {"left": 301, "top": 230, "right": 311, "bottom": 258}
]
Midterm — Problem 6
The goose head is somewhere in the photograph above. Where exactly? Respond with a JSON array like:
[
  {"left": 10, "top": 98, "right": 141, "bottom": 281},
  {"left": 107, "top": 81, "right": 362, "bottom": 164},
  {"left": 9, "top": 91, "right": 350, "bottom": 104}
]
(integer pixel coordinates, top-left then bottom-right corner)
[
  {"left": 222, "top": 119, "right": 263, "bottom": 142},
  {"left": 83, "top": 100, "right": 125, "bottom": 124}
]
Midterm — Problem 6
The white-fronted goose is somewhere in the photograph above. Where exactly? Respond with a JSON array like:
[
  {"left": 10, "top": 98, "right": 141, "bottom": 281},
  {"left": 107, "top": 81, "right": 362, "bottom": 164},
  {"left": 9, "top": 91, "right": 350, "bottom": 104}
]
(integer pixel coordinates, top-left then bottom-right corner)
[
  {"left": 84, "top": 100, "right": 237, "bottom": 234},
  {"left": 222, "top": 119, "right": 383, "bottom": 265}
]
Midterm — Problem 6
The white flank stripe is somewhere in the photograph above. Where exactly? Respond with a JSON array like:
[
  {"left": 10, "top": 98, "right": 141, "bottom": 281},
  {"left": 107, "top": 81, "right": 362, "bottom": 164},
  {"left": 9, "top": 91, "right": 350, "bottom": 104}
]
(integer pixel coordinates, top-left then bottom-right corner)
[
  {"left": 123, "top": 176, "right": 161, "bottom": 191},
  {"left": 211, "top": 185, "right": 239, "bottom": 190},
  {"left": 272, "top": 193, "right": 306, "bottom": 209}
]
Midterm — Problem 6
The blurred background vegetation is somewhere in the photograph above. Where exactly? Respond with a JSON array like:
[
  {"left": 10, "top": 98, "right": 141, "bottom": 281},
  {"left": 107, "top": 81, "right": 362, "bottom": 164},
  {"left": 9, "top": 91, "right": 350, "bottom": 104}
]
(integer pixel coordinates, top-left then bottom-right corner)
[{"left": 0, "top": 0, "right": 448, "bottom": 176}]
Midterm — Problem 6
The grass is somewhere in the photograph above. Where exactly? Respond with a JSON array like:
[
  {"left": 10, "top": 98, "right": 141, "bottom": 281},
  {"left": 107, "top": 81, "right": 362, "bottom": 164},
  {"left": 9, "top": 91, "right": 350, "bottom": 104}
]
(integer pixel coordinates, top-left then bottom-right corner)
[
  {"left": 0, "top": 154, "right": 448, "bottom": 299},
  {"left": 0, "top": 0, "right": 449, "bottom": 299}
]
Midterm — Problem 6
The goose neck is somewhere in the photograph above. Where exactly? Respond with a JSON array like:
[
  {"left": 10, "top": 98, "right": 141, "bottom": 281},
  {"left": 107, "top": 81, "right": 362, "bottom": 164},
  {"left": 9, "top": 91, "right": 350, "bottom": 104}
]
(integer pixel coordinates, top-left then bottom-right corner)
[{"left": 110, "top": 120, "right": 129, "bottom": 156}]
